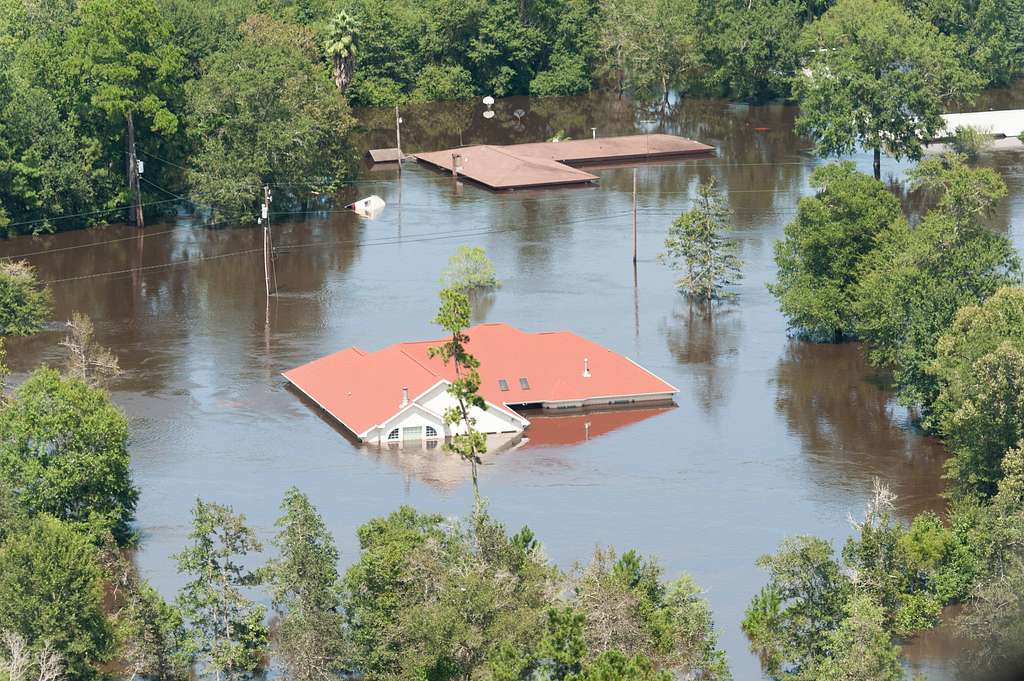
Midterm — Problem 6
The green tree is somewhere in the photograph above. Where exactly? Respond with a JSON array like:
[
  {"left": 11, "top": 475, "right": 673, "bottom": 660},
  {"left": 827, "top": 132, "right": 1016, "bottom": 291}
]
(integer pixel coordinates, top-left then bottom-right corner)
[
  {"left": 185, "top": 16, "right": 357, "bottom": 221},
  {"left": 428, "top": 287, "right": 489, "bottom": 504},
  {"left": 853, "top": 212, "right": 1020, "bottom": 407},
  {"left": 113, "top": 574, "right": 188, "bottom": 681},
  {"left": 0, "top": 516, "right": 113, "bottom": 678},
  {"left": 69, "top": 0, "right": 185, "bottom": 223},
  {"left": 265, "top": 487, "right": 346, "bottom": 681},
  {"left": 659, "top": 179, "right": 743, "bottom": 301},
  {"left": 175, "top": 499, "right": 268, "bottom": 681},
  {"left": 342, "top": 506, "right": 557, "bottom": 680},
  {"left": 0, "top": 260, "right": 52, "bottom": 336},
  {"left": 769, "top": 162, "right": 903, "bottom": 341},
  {"left": 572, "top": 547, "right": 730, "bottom": 678},
  {"left": 324, "top": 10, "right": 358, "bottom": 92},
  {"left": 794, "top": 0, "right": 981, "bottom": 179},
  {"left": 742, "top": 536, "right": 851, "bottom": 679},
  {"left": 0, "top": 367, "right": 138, "bottom": 543},
  {"left": 908, "top": 153, "right": 1007, "bottom": 235},
  {"left": 816, "top": 595, "right": 906, "bottom": 681},
  {"left": 439, "top": 245, "right": 500, "bottom": 292}
]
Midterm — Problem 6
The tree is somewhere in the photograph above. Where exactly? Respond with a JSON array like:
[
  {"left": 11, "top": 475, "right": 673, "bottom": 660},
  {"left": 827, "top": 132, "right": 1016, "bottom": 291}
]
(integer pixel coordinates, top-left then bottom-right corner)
[
  {"left": 816, "top": 595, "right": 906, "bottom": 681},
  {"left": 0, "top": 261, "right": 52, "bottom": 336},
  {"left": 658, "top": 179, "right": 743, "bottom": 301},
  {"left": 113, "top": 580, "right": 188, "bottom": 681},
  {"left": 742, "top": 536, "right": 851, "bottom": 679},
  {"left": 185, "top": 16, "right": 357, "bottom": 221},
  {"left": 439, "top": 245, "right": 499, "bottom": 292},
  {"left": 794, "top": 0, "right": 982, "bottom": 179},
  {"left": 572, "top": 547, "right": 730, "bottom": 678},
  {"left": 265, "top": 488, "right": 346, "bottom": 681},
  {"left": 938, "top": 343, "right": 1024, "bottom": 498},
  {"left": 769, "top": 162, "right": 903, "bottom": 341},
  {"left": 69, "top": 0, "right": 185, "bottom": 225},
  {"left": 0, "top": 516, "right": 112, "bottom": 678},
  {"left": 342, "top": 506, "right": 557, "bottom": 680},
  {"left": 60, "top": 312, "right": 121, "bottom": 388},
  {"left": 324, "top": 10, "right": 358, "bottom": 92},
  {"left": 428, "top": 287, "right": 489, "bottom": 505},
  {"left": 853, "top": 212, "right": 1020, "bottom": 407},
  {"left": 948, "top": 126, "right": 994, "bottom": 161},
  {"left": 0, "top": 631, "right": 64, "bottom": 681},
  {"left": 175, "top": 499, "right": 268, "bottom": 681},
  {"left": 0, "top": 367, "right": 138, "bottom": 543},
  {"left": 908, "top": 153, "right": 1007, "bottom": 236}
]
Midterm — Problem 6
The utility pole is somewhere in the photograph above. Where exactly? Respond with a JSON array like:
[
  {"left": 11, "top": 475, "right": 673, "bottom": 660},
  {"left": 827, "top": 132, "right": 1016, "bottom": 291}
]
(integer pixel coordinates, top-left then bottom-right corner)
[
  {"left": 395, "top": 106, "right": 402, "bottom": 175},
  {"left": 632, "top": 168, "right": 638, "bottom": 265},
  {"left": 261, "top": 186, "right": 272, "bottom": 300},
  {"left": 126, "top": 111, "right": 144, "bottom": 228}
]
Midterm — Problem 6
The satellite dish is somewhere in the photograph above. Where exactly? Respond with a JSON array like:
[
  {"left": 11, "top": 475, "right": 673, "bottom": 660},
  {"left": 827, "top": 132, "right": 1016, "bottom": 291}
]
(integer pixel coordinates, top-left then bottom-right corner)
[
  {"left": 482, "top": 95, "right": 495, "bottom": 106},
  {"left": 482, "top": 110, "right": 495, "bottom": 119},
  {"left": 513, "top": 109, "right": 525, "bottom": 119}
]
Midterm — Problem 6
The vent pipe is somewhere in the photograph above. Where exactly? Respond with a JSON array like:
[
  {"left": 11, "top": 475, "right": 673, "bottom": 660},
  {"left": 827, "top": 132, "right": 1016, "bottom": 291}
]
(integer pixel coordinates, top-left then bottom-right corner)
[
  {"left": 583, "top": 358, "right": 591, "bottom": 378},
  {"left": 401, "top": 386, "right": 409, "bottom": 407}
]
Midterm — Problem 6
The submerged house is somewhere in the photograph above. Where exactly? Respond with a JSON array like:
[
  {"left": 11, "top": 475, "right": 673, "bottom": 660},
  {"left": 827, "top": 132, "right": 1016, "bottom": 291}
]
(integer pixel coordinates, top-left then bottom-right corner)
[{"left": 283, "top": 323, "right": 678, "bottom": 445}]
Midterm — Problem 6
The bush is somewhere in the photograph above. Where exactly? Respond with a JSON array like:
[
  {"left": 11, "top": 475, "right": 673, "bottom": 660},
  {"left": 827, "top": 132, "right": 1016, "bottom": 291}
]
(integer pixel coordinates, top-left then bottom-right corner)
[
  {"left": 0, "top": 260, "right": 52, "bottom": 336},
  {"left": 439, "top": 245, "right": 499, "bottom": 292},
  {"left": 949, "top": 125, "right": 993, "bottom": 160},
  {"left": 348, "top": 74, "right": 406, "bottom": 107}
]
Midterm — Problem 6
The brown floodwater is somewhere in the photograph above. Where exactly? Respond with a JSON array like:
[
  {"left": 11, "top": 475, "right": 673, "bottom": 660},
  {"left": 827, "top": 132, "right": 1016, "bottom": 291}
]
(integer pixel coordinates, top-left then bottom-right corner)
[{"left": 4, "top": 89, "right": 1024, "bottom": 680}]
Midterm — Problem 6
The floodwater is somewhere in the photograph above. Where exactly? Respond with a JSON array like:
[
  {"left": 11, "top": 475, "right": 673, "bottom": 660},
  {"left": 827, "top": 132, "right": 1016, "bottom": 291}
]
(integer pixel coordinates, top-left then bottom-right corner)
[{"left": 5, "top": 89, "right": 1024, "bottom": 680}]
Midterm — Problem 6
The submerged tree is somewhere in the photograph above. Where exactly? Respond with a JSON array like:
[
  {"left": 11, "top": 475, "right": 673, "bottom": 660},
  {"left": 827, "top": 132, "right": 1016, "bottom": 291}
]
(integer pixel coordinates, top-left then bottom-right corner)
[
  {"left": 265, "top": 488, "right": 347, "bottom": 681},
  {"left": 60, "top": 312, "right": 122, "bottom": 388},
  {"left": 429, "top": 287, "right": 489, "bottom": 505},
  {"left": 175, "top": 499, "right": 268, "bottom": 681},
  {"left": 794, "top": 0, "right": 981, "bottom": 179},
  {"left": 658, "top": 179, "right": 743, "bottom": 301},
  {"left": 0, "top": 260, "right": 52, "bottom": 336},
  {"left": 440, "top": 245, "right": 500, "bottom": 293}
]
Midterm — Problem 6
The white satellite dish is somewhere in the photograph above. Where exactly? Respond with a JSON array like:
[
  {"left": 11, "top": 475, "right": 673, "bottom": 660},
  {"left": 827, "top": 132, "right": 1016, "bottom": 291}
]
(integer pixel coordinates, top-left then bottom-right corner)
[
  {"left": 482, "top": 110, "right": 495, "bottom": 119},
  {"left": 482, "top": 95, "right": 495, "bottom": 106}
]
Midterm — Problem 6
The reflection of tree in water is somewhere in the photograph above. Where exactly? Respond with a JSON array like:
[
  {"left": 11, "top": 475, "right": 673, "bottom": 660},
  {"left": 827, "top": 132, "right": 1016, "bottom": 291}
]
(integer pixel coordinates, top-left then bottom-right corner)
[
  {"left": 468, "top": 289, "right": 495, "bottom": 323},
  {"left": 772, "top": 341, "right": 948, "bottom": 517},
  {"left": 661, "top": 299, "right": 742, "bottom": 415}
]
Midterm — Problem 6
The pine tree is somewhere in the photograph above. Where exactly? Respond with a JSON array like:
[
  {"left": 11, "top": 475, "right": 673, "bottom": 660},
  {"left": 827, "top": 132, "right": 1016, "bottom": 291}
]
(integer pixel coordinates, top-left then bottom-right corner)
[{"left": 659, "top": 179, "right": 743, "bottom": 301}]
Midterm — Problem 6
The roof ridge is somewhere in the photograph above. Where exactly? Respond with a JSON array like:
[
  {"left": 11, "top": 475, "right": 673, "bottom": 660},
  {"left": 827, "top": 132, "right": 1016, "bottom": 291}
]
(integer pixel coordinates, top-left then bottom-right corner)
[{"left": 398, "top": 346, "right": 443, "bottom": 378}]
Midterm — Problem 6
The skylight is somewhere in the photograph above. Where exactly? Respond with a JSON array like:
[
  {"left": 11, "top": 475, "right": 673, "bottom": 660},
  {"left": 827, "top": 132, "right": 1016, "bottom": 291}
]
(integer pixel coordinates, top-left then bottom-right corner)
[
  {"left": 519, "top": 377, "right": 530, "bottom": 390},
  {"left": 498, "top": 379, "right": 509, "bottom": 391}
]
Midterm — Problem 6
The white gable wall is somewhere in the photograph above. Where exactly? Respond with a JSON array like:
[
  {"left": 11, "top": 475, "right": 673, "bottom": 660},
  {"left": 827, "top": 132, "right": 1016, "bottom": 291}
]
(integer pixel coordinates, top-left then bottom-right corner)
[{"left": 365, "top": 383, "right": 526, "bottom": 444}]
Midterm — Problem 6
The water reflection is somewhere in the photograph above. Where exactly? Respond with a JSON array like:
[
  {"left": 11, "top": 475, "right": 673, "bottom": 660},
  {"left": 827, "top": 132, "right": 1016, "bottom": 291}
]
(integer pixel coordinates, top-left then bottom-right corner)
[
  {"left": 661, "top": 300, "right": 742, "bottom": 415},
  {"left": 772, "top": 341, "right": 947, "bottom": 517}
]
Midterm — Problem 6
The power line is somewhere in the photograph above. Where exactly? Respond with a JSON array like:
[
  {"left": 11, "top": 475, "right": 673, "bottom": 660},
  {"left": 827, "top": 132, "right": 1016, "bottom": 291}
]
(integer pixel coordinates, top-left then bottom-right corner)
[{"left": 3, "top": 198, "right": 183, "bottom": 229}]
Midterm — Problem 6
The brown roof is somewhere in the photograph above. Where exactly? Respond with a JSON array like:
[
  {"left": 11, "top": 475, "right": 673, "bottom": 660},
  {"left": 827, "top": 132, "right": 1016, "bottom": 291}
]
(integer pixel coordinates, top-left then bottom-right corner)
[
  {"left": 367, "top": 148, "right": 402, "bottom": 163},
  {"left": 414, "top": 145, "right": 598, "bottom": 189},
  {"left": 413, "top": 134, "right": 713, "bottom": 190},
  {"left": 505, "top": 134, "right": 714, "bottom": 164}
]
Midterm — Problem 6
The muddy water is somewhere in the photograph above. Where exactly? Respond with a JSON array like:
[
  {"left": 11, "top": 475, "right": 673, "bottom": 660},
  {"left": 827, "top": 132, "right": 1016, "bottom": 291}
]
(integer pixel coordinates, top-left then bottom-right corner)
[{"left": 5, "top": 90, "right": 1024, "bottom": 680}]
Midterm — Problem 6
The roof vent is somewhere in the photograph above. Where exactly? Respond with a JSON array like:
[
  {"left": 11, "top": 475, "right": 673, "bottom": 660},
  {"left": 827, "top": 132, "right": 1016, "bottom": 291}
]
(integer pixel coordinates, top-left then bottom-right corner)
[
  {"left": 401, "top": 386, "right": 409, "bottom": 407},
  {"left": 583, "top": 358, "right": 591, "bottom": 378}
]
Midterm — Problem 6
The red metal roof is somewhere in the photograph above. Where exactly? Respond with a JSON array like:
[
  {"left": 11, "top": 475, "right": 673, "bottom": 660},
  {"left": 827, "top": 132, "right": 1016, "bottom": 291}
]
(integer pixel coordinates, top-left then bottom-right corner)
[{"left": 283, "top": 323, "right": 678, "bottom": 438}]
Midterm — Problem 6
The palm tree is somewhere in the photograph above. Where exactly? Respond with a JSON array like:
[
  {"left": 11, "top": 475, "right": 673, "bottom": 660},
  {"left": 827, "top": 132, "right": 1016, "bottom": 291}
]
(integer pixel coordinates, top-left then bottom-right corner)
[{"left": 324, "top": 11, "right": 358, "bottom": 92}]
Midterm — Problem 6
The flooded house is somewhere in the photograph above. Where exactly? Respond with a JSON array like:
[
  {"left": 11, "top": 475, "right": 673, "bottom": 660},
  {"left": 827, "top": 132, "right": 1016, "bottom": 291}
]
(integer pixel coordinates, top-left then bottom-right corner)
[{"left": 283, "top": 322, "right": 678, "bottom": 445}]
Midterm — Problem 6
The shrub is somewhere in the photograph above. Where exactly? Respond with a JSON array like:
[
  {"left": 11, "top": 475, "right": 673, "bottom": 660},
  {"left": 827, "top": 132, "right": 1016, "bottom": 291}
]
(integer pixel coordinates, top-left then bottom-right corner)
[{"left": 0, "top": 260, "right": 52, "bottom": 336}]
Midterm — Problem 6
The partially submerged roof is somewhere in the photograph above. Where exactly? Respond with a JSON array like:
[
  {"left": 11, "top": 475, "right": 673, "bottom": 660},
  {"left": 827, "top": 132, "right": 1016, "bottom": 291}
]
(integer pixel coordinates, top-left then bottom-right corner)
[
  {"left": 367, "top": 148, "right": 403, "bottom": 163},
  {"left": 283, "top": 323, "right": 678, "bottom": 438},
  {"left": 414, "top": 145, "right": 599, "bottom": 189},
  {"left": 413, "top": 134, "right": 713, "bottom": 190},
  {"left": 938, "top": 110, "right": 1024, "bottom": 139}
]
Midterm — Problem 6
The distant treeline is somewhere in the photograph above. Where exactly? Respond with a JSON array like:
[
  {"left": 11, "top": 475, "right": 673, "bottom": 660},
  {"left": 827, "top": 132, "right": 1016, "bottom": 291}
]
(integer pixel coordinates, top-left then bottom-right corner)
[{"left": 1, "top": 0, "right": 1021, "bottom": 235}]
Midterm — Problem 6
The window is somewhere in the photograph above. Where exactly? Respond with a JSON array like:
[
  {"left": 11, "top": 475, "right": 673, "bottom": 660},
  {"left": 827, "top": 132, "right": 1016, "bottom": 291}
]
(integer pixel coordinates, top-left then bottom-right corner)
[
  {"left": 498, "top": 379, "right": 509, "bottom": 391},
  {"left": 519, "top": 377, "right": 530, "bottom": 390},
  {"left": 387, "top": 428, "right": 399, "bottom": 441},
  {"left": 425, "top": 425, "right": 438, "bottom": 438}
]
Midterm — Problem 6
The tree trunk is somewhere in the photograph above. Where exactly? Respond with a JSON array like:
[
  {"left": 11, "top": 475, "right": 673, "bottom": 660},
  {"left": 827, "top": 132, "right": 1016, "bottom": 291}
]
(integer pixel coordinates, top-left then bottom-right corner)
[
  {"left": 332, "top": 56, "right": 354, "bottom": 92},
  {"left": 872, "top": 147, "right": 881, "bottom": 181},
  {"left": 833, "top": 328, "right": 843, "bottom": 344}
]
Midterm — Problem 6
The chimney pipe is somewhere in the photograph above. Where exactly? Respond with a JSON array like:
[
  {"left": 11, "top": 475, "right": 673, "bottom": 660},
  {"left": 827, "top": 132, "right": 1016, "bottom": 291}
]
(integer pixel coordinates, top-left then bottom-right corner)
[
  {"left": 583, "top": 358, "right": 591, "bottom": 378},
  {"left": 401, "top": 386, "right": 409, "bottom": 407}
]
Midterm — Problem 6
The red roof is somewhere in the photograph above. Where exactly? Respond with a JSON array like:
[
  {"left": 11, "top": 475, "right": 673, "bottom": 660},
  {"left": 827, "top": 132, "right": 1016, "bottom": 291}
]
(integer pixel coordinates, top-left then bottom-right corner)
[{"left": 283, "top": 323, "right": 677, "bottom": 437}]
